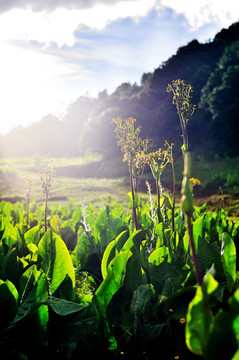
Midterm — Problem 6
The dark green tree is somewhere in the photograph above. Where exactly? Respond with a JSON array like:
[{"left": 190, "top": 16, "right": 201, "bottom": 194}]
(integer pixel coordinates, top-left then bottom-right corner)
[{"left": 199, "top": 41, "right": 239, "bottom": 155}]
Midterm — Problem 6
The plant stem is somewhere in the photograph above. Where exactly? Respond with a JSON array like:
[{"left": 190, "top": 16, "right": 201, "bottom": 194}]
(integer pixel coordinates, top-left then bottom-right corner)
[
  {"left": 26, "top": 202, "right": 29, "bottom": 228},
  {"left": 186, "top": 214, "right": 202, "bottom": 285},
  {"left": 130, "top": 162, "right": 139, "bottom": 230},
  {"left": 44, "top": 191, "right": 48, "bottom": 233},
  {"left": 156, "top": 178, "right": 160, "bottom": 209},
  {"left": 171, "top": 161, "right": 176, "bottom": 232},
  {"left": 178, "top": 111, "right": 188, "bottom": 151}
]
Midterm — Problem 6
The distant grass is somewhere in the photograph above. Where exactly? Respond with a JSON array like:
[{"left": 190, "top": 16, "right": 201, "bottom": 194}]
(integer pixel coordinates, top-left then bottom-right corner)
[
  {"left": 161, "top": 153, "right": 239, "bottom": 192},
  {"left": 0, "top": 155, "right": 239, "bottom": 217},
  {"left": 0, "top": 156, "right": 132, "bottom": 209}
]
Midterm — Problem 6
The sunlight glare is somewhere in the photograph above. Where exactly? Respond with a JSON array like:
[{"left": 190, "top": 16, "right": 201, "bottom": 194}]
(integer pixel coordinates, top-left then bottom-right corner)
[{"left": 0, "top": 43, "right": 83, "bottom": 134}]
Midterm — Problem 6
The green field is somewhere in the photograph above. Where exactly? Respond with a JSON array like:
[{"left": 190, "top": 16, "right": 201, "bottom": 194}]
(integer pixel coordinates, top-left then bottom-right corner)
[
  {"left": 0, "top": 157, "right": 239, "bottom": 359},
  {"left": 1, "top": 155, "right": 239, "bottom": 217}
]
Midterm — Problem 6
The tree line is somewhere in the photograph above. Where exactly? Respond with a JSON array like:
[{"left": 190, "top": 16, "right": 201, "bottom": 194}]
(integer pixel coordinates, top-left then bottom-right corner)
[{"left": 1, "top": 21, "right": 239, "bottom": 159}]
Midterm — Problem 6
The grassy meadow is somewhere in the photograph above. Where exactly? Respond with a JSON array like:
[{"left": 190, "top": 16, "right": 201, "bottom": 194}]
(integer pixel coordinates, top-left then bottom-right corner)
[{"left": 1, "top": 154, "right": 239, "bottom": 218}]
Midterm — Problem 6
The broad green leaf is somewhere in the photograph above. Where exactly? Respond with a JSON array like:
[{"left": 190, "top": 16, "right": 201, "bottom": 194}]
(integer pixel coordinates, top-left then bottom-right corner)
[
  {"left": 50, "top": 214, "right": 61, "bottom": 234},
  {"left": 122, "top": 229, "right": 142, "bottom": 252},
  {"left": 192, "top": 214, "right": 205, "bottom": 252},
  {"left": 0, "top": 279, "right": 18, "bottom": 302},
  {"left": 221, "top": 232, "right": 236, "bottom": 292},
  {"left": 127, "top": 191, "right": 141, "bottom": 208},
  {"left": 183, "top": 230, "right": 189, "bottom": 253},
  {"left": 33, "top": 304, "right": 49, "bottom": 344},
  {"left": 205, "top": 310, "right": 238, "bottom": 360},
  {"left": 73, "top": 231, "right": 94, "bottom": 270},
  {"left": 0, "top": 279, "right": 18, "bottom": 329},
  {"left": 131, "top": 284, "right": 155, "bottom": 335},
  {"left": 1, "top": 218, "right": 19, "bottom": 249},
  {"left": 149, "top": 261, "right": 183, "bottom": 295},
  {"left": 94, "top": 249, "right": 132, "bottom": 318},
  {"left": 101, "top": 230, "right": 129, "bottom": 280},
  {"left": 24, "top": 225, "right": 41, "bottom": 245},
  {"left": 162, "top": 193, "right": 172, "bottom": 209},
  {"left": 164, "top": 286, "right": 196, "bottom": 320},
  {"left": 2, "top": 202, "right": 13, "bottom": 221},
  {"left": 205, "top": 288, "right": 239, "bottom": 359},
  {"left": 106, "top": 286, "right": 134, "bottom": 348},
  {"left": 18, "top": 264, "right": 42, "bottom": 298},
  {"left": 24, "top": 243, "right": 38, "bottom": 263},
  {"left": 1, "top": 248, "right": 24, "bottom": 285},
  {"left": 12, "top": 272, "right": 48, "bottom": 324},
  {"left": 231, "top": 350, "right": 239, "bottom": 360},
  {"left": 122, "top": 230, "right": 144, "bottom": 292},
  {"left": 47, "top": 296, "right": 86, "bottom": 316},
  {"left": 131, "top": 284, "right": 155, "bottom": 316},
  {"left": 140, "top": 243, "right": 150, "bottom": 281},
  {"left": 148, "top": 246, "right": 169, "bottom": 265},
  {"left": 197, "top": 237, "right": 222, "bottom": 276},
  {"left": 186, "top": 272, "right": 218, "bottom": 356},
  {"left": 101, "top": 238, "right": 118, "bottom": 280},
  {"left": 155, "top": 223, "right": 164, "bottom": 247},
  {"left": 233, "top": 315, "right": 239, "bottom": 348},
  {"left": 60, "top": 226, "right": 77, "bottom": 251},
  {"left": 94, "top": 206, "right": 128, "bottom": 253},
  {"left": 144, "top": 324, "right": 166, "bottom": 343},
  {"left": 38, "top": 230, "right": 75, "bottom": 296}
]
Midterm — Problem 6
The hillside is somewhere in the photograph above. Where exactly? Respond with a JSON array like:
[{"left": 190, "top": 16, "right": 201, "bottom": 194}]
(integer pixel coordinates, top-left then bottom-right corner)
[{"left": 1, "top": 21, "right": 239, "bottom": 159}]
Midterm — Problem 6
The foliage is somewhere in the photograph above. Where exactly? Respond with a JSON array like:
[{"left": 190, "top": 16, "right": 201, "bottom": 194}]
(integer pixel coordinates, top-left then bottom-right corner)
[
  {"left": 0, "top": 73, "right": 239, "bottom": 359},
  {"left": 0, "top": 187, "right": 238, "bottom": 359},
  {"left": 199, "top": 40, "right": 239, "bottom": 155}
]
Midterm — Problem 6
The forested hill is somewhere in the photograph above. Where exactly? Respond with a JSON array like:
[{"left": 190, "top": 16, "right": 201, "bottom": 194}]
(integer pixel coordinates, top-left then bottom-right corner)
[{"left": 1, "top": 21, "right": 239, "bottom": 159}]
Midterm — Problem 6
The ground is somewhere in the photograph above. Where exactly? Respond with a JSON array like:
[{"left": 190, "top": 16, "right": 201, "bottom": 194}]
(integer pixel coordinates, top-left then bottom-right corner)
[{"left": 0, "top": 156, "right": 239, "bottom": 219}]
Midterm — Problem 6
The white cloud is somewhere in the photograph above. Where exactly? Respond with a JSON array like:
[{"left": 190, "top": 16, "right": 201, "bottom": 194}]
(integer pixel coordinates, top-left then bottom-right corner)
[
  {"left": 0, "top": 0, "right": 156, "bottom": 47},
  {"left": 0, "top": 0, "right": 238, "bottom": 135},
  {"left": 0, "top": 0, "right": 141, "bottom": 14},
  {"left": 161, "top": 0, "right": 239, "bottom": 29}
]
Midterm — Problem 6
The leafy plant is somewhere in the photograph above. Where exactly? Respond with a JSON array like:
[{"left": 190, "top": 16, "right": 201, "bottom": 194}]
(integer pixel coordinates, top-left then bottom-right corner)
[
  {"left": 0, "top": 80, "right": 238, "bottom": 359},
  {"left": 112, "top": 117, "right": 148, "bottom": 230}
]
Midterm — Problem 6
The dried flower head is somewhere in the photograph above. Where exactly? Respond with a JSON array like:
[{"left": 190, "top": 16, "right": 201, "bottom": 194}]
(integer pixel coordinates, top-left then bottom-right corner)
[
  {"left": 25, "top": 175, "right": 32, "bottom": 203},
  {"left": 112, "top": 116, "right": 148, "bottom": 175},
  {"left": 142, "top": 141, "right": 173, "bottom": 181},
  {"left": 167, "top": 79, "right": 196, "bottom": 125},
  {"left": 39, "top": 155, "right": 55, "bottom": 195},
  {"left": 167, "top": 79, "right": 196, "bottom": 151}
]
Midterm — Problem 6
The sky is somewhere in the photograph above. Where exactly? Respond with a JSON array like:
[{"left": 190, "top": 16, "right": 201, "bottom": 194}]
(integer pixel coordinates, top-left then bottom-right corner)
[{"left": 0, "top": 0, "right": 238, "bottom": 135}]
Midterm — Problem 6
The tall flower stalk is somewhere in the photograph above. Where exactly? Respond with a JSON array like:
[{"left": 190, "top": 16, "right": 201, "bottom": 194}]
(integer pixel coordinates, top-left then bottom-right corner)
[
  {"left": 167, "top": 79, "right": 196, "bottom": 152},
  {"left": 139, "top": 141, "right": 173, "bottom": 209},
  {"left": 167, "top": 142, "right": 176, "bottom": 232},
  {"left": 145, "top": 180, "right": 157, "bottom": 254},
  {"left": 181, "top": 153, "right": 202, "bottom": 285},
  {"left": 168, "top": 79, "right": 202, "bottom": 283},
  {"left": 25, "top": 175, "right": 32, "bottom": 228},
  {"left": 39, "top": 155, "right": 55, "bottom": 233},
  {"left": 112, "top": 117, "right": 148, "bottom": 230}
]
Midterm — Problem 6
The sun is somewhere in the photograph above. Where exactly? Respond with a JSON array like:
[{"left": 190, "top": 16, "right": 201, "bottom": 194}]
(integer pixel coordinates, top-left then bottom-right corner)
[{"left": 0, "top": 42, "right": 76, "bottom": 134}]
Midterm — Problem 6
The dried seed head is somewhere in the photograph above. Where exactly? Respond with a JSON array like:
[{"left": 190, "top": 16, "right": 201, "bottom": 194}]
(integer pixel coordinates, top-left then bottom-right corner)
[
  {"left": 112, "top": 116, "right": 148, "bottom": 176},
  {"left": 39, "top": 155, "right": 55, "bottom": 195},
  {"left": 25, "top": 175, "right": 32, "bottom": 205}
]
